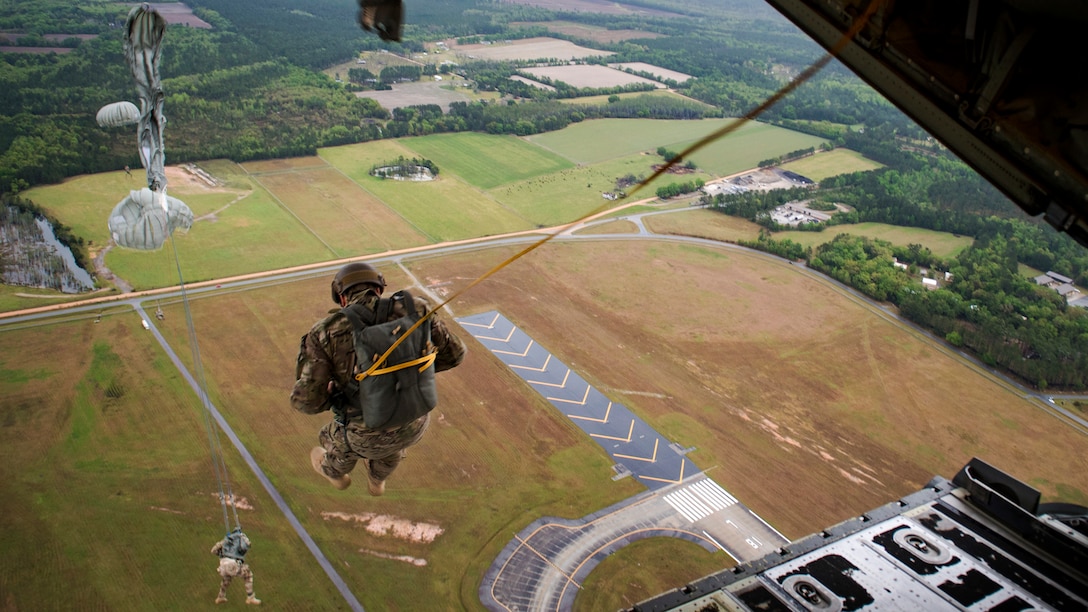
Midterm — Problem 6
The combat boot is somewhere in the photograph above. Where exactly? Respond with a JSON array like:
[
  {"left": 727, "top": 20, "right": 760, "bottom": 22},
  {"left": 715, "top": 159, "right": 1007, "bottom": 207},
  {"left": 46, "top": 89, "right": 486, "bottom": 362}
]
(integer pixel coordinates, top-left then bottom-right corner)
[
  {"left": 362, "top": 459, "right": 385, "bottom": 496},
  {"left": 311, "top": 447, "right": 351, "bottom": 490},
  {"left": 246, "top": 595, "right": 261, "bottom": 605}
]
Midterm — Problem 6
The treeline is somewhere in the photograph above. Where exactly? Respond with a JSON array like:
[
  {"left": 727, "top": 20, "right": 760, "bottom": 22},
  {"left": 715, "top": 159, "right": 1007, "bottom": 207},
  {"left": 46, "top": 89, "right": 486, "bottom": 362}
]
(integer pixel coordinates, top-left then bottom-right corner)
[
  {"left": 381, "top": 94, "right": 717, "bottom": 138},
  {"left": 758, "top": 146, "right": 815, "bottom": 168},
  {"left": 656, "top": 179, "right": 704, "bottom": 199},
  {"left": 809, "top": 233, "right": 1088, "bottom": 389},
  {"left": 371, "top": 156, "right": 439, "bottom": 177}
]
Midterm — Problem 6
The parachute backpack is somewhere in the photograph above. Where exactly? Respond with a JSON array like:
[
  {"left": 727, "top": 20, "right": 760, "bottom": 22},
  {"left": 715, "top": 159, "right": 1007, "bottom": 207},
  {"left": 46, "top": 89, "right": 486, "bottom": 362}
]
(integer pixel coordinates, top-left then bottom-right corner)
[{"left": 341, "top": 291, "right": 438, "bottom": 430}]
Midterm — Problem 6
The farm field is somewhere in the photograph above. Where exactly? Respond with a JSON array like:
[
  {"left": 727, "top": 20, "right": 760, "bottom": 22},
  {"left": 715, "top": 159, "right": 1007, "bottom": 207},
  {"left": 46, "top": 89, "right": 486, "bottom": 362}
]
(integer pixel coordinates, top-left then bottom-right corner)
[
  {"left": 22, "top": 164, "right": 335, "bottom": 290},
  {"left": 354, "top": 80, "right": 476, "bottom": 112},
  {"left": 775, "top": 222, "right": 977, "bottom": 258},
  {"left": 450, "top": 36, "right": 613, "bottom": 62},
  {"left": 486, "top": 153, "right": 709, "bottom": 226},
  {"left": 608, "top": 61, "right": 693, "bottom": 83},
  {"left": 3, "top": 239, "right": 1086, "bottom": 609},
  {"left": 526, "top": 118, "right": 826, "bottom": 169},
  {"left": 250, "top": 166, "right": 431, "bottom": 256},
  {"left": 320, "top": 141, "right": 535, "bottom": 240},
  {"left": 646, "top": 210, "right": 976, "bottom": 259},
  {"left": 780, "top": 147, "right": 884, "bottom": 181},
  {"left": 519, "top": 64, "right": 664, "bottom": 89},
  {"left": 512, "top": 21, "right": 664, "bottom": 43},
  {"left": 399, "top": 132, "right": 575, "bottom": 190},
  {"left": 557, "top": 89, "right": 707, "bottom": 106}
]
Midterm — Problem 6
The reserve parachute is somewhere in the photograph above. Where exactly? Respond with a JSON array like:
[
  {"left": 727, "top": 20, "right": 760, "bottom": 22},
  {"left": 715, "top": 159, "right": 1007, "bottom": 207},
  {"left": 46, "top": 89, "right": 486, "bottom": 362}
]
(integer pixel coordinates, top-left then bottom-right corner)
[
  {"left": 95, "top": 101, "right": 140, "bottom": 128},
  {"left": 104, "top": 4, "right": 193, "bottom": 251}
]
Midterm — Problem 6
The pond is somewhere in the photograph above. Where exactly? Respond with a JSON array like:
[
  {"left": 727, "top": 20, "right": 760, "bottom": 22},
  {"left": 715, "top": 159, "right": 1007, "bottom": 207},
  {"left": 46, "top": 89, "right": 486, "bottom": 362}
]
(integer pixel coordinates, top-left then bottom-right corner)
[{"left": 0, "top": 205, "right": 95, "bottom": 293}]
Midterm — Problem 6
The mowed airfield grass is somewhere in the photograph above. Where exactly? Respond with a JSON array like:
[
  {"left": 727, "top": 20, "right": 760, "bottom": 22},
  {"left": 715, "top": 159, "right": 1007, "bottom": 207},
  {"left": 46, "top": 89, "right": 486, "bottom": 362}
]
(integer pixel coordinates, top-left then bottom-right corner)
[
  {"left": 527, "top": 118, "right": 829, "bottom": 175},
  {"left": 18, "top": 120, "right": 834, "bottom": 297},
  {"left": 320, "top": 139, "right": 534, "bottom": 240},
  {"left": 4, "top": 239, "right": 1086, "bottom": 610}
]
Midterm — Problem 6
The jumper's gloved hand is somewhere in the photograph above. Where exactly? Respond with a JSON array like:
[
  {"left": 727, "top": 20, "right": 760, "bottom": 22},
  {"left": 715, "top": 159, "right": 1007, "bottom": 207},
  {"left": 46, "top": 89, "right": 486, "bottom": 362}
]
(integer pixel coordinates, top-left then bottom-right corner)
[{"left": 358, "top": 0, "right": 403, "bottom": 42}]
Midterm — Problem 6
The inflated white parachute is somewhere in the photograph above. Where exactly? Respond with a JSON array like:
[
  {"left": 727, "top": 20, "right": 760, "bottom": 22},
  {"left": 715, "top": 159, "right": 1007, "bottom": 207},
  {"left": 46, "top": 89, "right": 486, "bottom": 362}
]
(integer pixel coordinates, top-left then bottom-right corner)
[
  {"left": 108, "top": 188, "right": 193, "bottom": 250},
  {"left": 95, "top": 101, "right": 140, "bottom": 128},
  {"left": 104, "top": 4, "right": 193, "bottom": 250}
]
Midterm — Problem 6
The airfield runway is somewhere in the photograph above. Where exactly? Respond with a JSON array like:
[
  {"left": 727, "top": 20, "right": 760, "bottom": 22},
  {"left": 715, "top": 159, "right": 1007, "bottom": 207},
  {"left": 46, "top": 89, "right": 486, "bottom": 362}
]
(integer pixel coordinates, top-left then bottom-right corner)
[{"left": 457, "top": 311, "right": 788, "bottom": 611}]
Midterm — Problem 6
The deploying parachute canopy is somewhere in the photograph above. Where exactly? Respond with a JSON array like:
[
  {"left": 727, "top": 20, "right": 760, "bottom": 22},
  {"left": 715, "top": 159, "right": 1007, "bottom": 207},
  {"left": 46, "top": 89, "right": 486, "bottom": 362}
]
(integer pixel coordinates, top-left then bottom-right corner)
[
  {"left": 104, "top": 4, "right": 194, "bottom": 251},
  {"left": 109, "top": 187, "right": 193, "bottom": 250},
  {"left": 96, "top": 101, "right": 140, "bottom": 128},
  {"left": 124, "top": 4, "right": 168, "bottom": 193}
]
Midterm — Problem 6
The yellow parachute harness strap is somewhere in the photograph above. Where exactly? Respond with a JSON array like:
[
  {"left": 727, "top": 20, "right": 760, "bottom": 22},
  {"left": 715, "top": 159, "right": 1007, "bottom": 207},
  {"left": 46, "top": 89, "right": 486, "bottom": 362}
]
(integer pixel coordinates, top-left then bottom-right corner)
[
  {"left": 356, "top": 351, "right": 436, "bottom": 381},
  {"left": 355, "top": 0, "right": 882, "bottom": 374}
]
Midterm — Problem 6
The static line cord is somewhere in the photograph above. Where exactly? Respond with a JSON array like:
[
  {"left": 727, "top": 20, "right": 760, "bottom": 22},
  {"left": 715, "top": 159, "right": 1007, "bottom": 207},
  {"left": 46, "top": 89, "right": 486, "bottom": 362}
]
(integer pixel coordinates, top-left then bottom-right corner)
[
  {"left": 356, "top": 0, "right": 883, "bottom": 375},
  {"left": 168, "top": 224, "right": 241, "bottom": 533}
]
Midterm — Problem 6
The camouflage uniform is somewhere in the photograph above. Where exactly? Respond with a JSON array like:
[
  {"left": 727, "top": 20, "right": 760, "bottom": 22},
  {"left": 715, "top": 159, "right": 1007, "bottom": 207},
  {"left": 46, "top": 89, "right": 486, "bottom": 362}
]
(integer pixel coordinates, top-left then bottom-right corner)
[
  {"left": 292, "top": 289, "right": 466, "bottom": 484},
  {"left": 211, "top": 532, "right": 258, "bottom": 604}
]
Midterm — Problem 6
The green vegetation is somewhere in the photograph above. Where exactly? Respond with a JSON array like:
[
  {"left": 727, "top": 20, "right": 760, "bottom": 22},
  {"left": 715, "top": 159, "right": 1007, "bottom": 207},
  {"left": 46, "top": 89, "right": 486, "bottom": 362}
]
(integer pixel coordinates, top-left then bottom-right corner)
[
  {"left": 780, "top": 147, "right": 883, "bottom": 181},
  {"left": 709, "top": 124, "right": 1088, "bottom": 390},
  {"left": 775, "top": 223, "right": 974, "bottom": 259},
  {"left": 401, "top": 132, "right": 574, "bottom": 190}
]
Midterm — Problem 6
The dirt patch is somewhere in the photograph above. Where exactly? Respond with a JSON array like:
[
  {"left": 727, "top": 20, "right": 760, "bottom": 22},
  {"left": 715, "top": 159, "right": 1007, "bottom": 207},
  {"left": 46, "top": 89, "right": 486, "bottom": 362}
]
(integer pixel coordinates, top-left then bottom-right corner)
[
  {"left": 358, "top": 548, "right": 428, "bottom": 566},
  {"left": 498, "top": 0, "right": 682, "bottom": 17},
  {"left": 209, "top": 493, "right": 253, "bottom": 511},
  {"left": 321, "top": 511, "right": 444, "bottom": 543}
]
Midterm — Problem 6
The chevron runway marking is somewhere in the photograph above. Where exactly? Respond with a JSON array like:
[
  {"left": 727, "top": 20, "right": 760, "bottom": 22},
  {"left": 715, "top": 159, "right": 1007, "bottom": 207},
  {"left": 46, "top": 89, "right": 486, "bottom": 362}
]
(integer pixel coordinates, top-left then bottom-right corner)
[
  {"left": 458, "top": 312, "right": 501, "bottom": 330},
  {"left": 613, "top": 437, "right": 657, "bottom": 462},
  {"left": 546, "top": 384, "right": 591, "bottom": 406},
  {"left": 527, "top": 367, "right": 571, "bottom": 389},
  {"left": 568, "top": 401, "right": 612, "bottom": 423},
  {"left": 588, "top": 418, "right": 633, "bottom": 442},
  {"left": 638, "top": 458, "right": 687, "bottom": 485},
  {"left": 474, "top": 326, "right": 518, "bottom": 344},
  {"left": 509, "top": 353, "right": 551, "bottom": 373}
]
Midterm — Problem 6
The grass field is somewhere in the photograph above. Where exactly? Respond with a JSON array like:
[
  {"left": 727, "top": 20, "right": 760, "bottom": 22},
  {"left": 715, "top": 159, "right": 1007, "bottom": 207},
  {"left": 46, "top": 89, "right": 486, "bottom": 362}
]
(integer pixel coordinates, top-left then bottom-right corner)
[
  {"left": 527, "top": 118, "right": 828, "bottom": 170},
  {"left": 780, "top": 148, "right": 884, "bottom": 181},
  {"left": 557, "top": 89, "right": 707, "bottom": 106},
  {"left": 3, "top": 238, "right": 1086, "bottom": 609},
  {"left": 645, "top": 210, "right": 977, "bottom": 259},
  {"left": 0, "top": 314, "right": 339, "bottom": 609},
  {"left": 321, "top": 140, "right": 535, "bottom": 240},
  {"left": 400, "top": 132, "right": 575, "bottom": 190},
  {"left": 487, "top": 153, "right": 708, "bottom": 226},
  {"left": 775, "top": 222, "right": 976, "bottom": 258},
  {"left": 22, "top": 163, "right": 337, "bottom": 290},
  {"left": 250, "top": 165, "right": 430, "bottom": 256}
]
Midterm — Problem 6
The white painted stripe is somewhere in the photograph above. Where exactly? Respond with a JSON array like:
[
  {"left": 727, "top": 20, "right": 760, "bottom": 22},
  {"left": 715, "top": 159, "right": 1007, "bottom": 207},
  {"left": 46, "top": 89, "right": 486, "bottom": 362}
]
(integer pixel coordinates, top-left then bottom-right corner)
[
  {"left": 664, "top": 494, "right": 700, "bottom": 522},
  {"left": 669, "top": 489, "right": 712, "bottom": 521},
  {"left": 692, "top": 479, "right": 736, "bottom": 509}
]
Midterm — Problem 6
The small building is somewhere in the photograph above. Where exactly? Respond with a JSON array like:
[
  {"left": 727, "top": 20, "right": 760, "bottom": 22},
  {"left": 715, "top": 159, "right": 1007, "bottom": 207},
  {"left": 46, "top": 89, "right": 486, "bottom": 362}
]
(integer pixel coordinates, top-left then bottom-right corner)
[
  {"left": 1034, "top": 270, "right": 1073, "bottom": 287},
  {"left": 922, "top": 278, "right": 939, "bottom": 290}
]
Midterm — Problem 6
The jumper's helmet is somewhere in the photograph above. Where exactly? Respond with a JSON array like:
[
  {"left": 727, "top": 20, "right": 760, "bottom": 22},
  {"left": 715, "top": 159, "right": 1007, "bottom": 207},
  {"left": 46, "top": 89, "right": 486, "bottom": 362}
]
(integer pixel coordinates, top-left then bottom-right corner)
[{"left": 331, "top": 262, "right": 386, "bottom": 304}]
